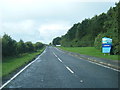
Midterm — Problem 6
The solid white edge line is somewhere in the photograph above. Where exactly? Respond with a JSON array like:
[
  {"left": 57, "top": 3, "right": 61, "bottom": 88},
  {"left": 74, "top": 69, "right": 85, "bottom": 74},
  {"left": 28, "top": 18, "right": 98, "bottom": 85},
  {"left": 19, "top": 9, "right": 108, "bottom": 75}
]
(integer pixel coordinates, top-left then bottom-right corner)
[
  {"left": 0, "top": 48, "right": 46, "bottom": 89},
  {"left": 88, "top": 61, "right": 120, "bottom": 72},
  {"left": 66, "top": 66, "right": 74, "bottom": 74}
]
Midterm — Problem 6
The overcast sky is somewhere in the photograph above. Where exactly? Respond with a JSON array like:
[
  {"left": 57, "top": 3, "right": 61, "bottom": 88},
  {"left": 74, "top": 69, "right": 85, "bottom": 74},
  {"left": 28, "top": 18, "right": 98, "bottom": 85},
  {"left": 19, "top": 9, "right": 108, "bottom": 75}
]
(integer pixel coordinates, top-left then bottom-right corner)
[{"left": 0, "top": 0, "right": 118, "bottom": 44}]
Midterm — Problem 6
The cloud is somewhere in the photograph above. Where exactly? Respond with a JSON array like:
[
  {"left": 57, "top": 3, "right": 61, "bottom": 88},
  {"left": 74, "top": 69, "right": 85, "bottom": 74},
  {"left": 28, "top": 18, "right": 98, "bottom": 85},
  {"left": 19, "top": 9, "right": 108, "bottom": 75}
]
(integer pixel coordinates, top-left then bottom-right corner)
[
  {"left": 2, "top": 20, "right": 35, "bottom": 34},
  {"left": 38, "top": 23, "right": 70, "bottom": 44},
  {"left": 1, "top": 20, "right": 71, "bottom": 44},
  {"left": 1, "top": 20, "right": 41, "bottom": 42}
]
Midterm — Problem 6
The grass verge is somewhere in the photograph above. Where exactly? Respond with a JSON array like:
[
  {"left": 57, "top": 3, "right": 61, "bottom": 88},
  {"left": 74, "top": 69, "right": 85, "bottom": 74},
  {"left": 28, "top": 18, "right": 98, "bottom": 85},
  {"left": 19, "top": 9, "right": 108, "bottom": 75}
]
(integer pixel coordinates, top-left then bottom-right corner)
[
  {"left": 58, "top": 47, "right": 119, "bottom": 60},
  {"left": 1, "top": 48, "right": 45, "bottom": 77}
]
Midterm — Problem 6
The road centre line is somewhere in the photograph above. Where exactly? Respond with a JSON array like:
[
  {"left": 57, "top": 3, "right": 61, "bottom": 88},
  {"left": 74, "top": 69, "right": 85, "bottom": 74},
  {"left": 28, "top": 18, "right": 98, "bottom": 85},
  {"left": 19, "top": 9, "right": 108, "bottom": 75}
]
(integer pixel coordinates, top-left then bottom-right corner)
[
  {"left": 53, "top": 52, "right": 57, "bottom": 57},
  {"left": 0, "top": 48, "right": 46, "bottom": 89},
  {"left": 53, "top": 52, "right": 74, "bottom": 74},
  {"left": 53, "top": 52, "right": 63, "bottom": 63},
  {"left": 58, "top": 58, "right": 62, "bottom": 62},
  {"left": 65, "top": 65, "right": 74, "bottom": 74}
]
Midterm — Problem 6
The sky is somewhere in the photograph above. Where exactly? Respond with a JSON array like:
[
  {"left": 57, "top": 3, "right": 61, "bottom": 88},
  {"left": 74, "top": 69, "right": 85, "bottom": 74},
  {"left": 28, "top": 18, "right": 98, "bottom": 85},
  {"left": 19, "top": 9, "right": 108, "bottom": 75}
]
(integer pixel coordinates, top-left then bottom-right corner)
[{"left": 0, "top": 0, "right": 119, "bottom": 44}]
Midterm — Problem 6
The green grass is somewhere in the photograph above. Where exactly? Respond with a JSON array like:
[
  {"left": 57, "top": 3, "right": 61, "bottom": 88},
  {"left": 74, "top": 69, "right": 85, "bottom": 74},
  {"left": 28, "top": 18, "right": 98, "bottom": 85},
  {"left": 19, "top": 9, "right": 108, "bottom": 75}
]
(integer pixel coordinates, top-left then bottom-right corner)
[
  {"left": 58, "top": 47, "right": 119, "bottom": 60},
  {"left": 1, "top": 48, "right": 45, "bottom": 77}
]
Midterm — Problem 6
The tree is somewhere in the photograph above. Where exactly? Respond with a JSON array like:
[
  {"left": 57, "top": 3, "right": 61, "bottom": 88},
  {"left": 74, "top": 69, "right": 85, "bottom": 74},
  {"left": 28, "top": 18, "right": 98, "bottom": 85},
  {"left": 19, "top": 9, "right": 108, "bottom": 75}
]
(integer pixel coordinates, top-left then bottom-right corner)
[
  {"left": 52, "top": 37, "right": 61, "bottom": 45},
  {"left": 17, "top": 39, "right": 26, "bottom": 54},
  {"left": 34, "top": 42, "right": 44, "bottom": 50},
  {"left": 2, "top": 34, "right": 17, "bottom": 57},
  {"left": 25, "top": 41, "right": 34, "bottom": 52}
]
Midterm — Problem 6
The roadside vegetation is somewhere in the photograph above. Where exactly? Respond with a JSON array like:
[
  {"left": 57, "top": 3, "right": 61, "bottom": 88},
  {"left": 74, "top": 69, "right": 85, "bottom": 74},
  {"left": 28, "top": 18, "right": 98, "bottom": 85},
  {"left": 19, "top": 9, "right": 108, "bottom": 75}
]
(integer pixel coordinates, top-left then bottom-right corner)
[
  {"left": 1, "top": 33, "right": 45, "bottom": 77},
  {"left": 58, "top": 47, "right": 119, "bottom": 60},
  {"left": 2, "top": 48, "right": 44, "bottom": 77},
  {"left": 2, "top": 34, "right": 44, "bottom": 59},
  {"left": 53, "top": 2, "right": 120, "bottom": 55}
]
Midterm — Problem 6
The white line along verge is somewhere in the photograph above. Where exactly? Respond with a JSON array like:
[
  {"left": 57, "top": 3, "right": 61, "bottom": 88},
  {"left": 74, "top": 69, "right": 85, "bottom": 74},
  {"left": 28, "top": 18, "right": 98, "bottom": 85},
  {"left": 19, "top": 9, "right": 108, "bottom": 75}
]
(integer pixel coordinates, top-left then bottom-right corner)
[
  {"left": 0, "top": 49, "right": 46, "bottom": 89},
  {"left": 88, "top": 61, "right": 120, "bottom": 72},
  {"left": 65, "top": 66, "right": 74, "bottom": 74}
]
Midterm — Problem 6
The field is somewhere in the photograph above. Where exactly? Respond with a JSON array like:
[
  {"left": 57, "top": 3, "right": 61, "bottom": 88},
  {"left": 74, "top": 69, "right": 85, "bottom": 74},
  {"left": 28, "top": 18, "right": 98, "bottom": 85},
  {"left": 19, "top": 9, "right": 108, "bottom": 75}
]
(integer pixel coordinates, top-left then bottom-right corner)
[
  {"left": 58, "top": 47, "right": 119, "bottom": 60},
  {"left": 1, "top": 48, "right": 44, "bottom": 77}
]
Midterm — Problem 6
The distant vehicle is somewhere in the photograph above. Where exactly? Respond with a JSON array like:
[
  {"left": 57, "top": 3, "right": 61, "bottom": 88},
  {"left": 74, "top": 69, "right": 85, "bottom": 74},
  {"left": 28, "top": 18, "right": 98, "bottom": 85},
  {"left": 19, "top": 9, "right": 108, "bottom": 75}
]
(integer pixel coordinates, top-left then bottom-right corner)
[{"left": 56, "top": 45, "right": 61, "bottom": 46}]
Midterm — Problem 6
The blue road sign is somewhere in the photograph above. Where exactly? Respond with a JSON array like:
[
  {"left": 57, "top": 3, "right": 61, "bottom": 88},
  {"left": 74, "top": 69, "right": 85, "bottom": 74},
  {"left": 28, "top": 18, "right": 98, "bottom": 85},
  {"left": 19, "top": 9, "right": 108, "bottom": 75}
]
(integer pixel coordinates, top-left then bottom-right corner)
[{"left": 102, "top": 37, "right": 112, "bottom": 53}]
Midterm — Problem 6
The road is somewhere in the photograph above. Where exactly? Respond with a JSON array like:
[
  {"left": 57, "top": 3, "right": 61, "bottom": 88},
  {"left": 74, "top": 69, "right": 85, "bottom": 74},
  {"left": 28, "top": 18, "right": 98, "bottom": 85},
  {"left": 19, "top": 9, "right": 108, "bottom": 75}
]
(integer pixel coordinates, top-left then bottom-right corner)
[{"left": 4, "top": 46, "right": 119, "bottom": 88}]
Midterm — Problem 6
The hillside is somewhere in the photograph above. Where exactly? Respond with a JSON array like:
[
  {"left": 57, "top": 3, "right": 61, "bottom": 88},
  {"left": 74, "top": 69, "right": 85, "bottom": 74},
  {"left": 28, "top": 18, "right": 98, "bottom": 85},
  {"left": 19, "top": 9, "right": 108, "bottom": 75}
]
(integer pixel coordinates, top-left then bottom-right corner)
[{"left": 52, "top": 2, "right": 120, "bottom": 55}]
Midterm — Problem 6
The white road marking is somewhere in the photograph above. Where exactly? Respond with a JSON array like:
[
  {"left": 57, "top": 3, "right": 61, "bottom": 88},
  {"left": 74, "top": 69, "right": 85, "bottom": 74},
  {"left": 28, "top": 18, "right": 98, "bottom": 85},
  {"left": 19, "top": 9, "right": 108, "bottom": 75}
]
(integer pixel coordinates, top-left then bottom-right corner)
[
  {"left": 53, "top": 53, "right": 58, "bottom": 58},
  {"left": 0, "top": 49, "right": 46, "bottom": 89},
  {"left": 53, "top": 52, "right": 63, "bottom": 63},
  {"left": 54, "top": 47, "right": 63, "bottom": 53},
  {"left": 53, "top": 52, "right": 55, "bottom": 55},
  {"left": 53, "top": 51, "right": 84, "bottom": 83},
  {"left": 0, "top": 60, "right": 37, "bottom": 89},
  {"left": 88, "top": 61, "right": 120, "bottom": 72},
  {"left": 78, "top": 56, "right": 120, "bottom": 72},
  {"left": 58, "top": 58, "right": 63, "bottom": 63},
  {"left": 65, "top": 66, "right": 74, "bottom": 74},
  {"left": 53, "top": 52, "right": 58, "bottom": 58}
]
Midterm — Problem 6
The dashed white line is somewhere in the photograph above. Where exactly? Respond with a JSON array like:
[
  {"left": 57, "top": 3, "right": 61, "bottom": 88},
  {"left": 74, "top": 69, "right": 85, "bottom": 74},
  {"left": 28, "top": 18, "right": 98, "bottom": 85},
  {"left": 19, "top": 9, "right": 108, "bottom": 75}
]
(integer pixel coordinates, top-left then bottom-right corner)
[
  {"left": 53, "top": 52, "right": 58, "bottom": 58},
  {"left": 53, "top": 51, "right": 84, "bottom": 83},
  {"left": 65, "top": 66, "right": 74, "bottom": 74},
  {"left": 53, "top": 52, "right": 74, "bottom": 74},
  {"left": 53, "top": 52, "right": 63, "bottom": 63},
  {"left": 53, "top": 52, "right": 55, "bottom": 55},
  {"left": 58, "top": 58, "right": 63, "bottom": 63}
]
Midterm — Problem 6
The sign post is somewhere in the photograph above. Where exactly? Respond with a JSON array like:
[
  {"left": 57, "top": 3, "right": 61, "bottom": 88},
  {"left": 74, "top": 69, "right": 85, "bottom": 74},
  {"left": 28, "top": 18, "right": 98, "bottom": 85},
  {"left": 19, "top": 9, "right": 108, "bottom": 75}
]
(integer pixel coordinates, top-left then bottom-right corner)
[{"left": 102, "top": 37, "right": 112, "bottom": 55}]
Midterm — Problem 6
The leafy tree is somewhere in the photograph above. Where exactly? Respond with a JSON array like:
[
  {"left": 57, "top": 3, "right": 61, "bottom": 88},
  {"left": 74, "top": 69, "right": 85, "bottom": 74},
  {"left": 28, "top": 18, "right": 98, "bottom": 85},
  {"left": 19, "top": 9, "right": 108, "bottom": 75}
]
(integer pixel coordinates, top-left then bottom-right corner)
[
  {"left": 17, "top": 39, "right": 26, "bottom": 54},
  {"left": 95, "top": 2, "right": 119, "bottom": 55},
  {"left": 34, "top": 42, "right": 44, "bottom": 50},
  {"left": 25, "top": 41, "right": 34, "bottom": 52},
  {"left": 2, "top": 34, "right": 17, "bottom": 57},
  {"left": 2, "top": 33, "right": 45, "bottom": 62},
  {"left": 52, "top": 37, "right": 61, "bottom": 45}
]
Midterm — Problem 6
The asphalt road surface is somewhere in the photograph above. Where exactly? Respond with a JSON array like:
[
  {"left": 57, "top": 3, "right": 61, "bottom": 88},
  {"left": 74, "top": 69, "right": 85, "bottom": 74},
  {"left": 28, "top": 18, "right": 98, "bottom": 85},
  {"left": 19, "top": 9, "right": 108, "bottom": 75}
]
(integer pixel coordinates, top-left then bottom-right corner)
[{"left": 5, "top": 46, "right": 119, "bottom": 88}]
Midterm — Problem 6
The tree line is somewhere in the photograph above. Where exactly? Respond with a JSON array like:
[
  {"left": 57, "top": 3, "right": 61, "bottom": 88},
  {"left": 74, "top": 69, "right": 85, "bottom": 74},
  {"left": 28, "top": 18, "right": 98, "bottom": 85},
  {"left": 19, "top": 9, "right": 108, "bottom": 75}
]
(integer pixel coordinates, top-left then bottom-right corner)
[
  {"left": 1, "top": 33, "right": 44, "bottom": 58},
  {"left": 52, "top": 2, "right": 120, "bottom": 55}
]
